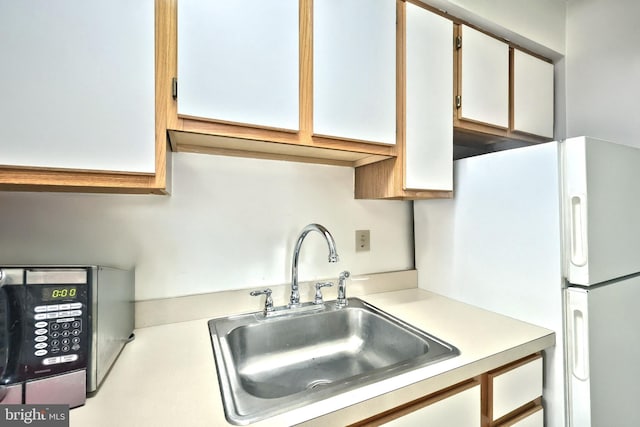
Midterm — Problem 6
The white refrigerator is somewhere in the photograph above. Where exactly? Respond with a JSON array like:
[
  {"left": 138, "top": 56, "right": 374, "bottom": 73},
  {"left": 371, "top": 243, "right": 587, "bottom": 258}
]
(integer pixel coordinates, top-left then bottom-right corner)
[{"left": 413, "top": 136, "right": 640, "bottom": 427}]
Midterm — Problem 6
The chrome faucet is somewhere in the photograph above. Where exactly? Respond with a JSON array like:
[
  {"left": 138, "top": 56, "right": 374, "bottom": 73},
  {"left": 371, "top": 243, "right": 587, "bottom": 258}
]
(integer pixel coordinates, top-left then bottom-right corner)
[{"left": 289, "top": 224, "right": 339, "bottom": 307}]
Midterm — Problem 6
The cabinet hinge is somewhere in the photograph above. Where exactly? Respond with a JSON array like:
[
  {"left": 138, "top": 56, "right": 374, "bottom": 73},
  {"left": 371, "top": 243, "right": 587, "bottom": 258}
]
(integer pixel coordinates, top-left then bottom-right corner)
[
  {"left": 456, "top": 95, "right": 462, "bottom": 109},
  {"left": 172, "top": 77, "right": 178, "bottom": 100},
  {"left": 456, "top": 35, "right": 462, "bottom": 50}
]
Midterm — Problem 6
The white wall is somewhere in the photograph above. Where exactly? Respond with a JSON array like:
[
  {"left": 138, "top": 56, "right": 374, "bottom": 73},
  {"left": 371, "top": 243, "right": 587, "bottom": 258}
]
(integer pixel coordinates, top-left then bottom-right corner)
[
  {"left": 0, "top": 153, "right": 414, "bottom": 301},
  {"left": 566, "top": 0, "right": 640, "bottom": 146}
]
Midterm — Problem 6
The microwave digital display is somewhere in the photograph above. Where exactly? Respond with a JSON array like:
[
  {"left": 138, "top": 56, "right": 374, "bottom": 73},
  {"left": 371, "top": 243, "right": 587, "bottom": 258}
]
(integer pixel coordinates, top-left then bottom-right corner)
[{"left": 41, "top": 286, "right": 78, "bottom": 301}]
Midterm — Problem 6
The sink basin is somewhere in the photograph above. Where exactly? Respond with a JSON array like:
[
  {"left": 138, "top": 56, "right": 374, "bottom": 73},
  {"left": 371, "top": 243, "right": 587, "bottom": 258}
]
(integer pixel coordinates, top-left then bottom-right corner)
[{"left": 208, "top": 297, "right": 459, "bottom": 425}]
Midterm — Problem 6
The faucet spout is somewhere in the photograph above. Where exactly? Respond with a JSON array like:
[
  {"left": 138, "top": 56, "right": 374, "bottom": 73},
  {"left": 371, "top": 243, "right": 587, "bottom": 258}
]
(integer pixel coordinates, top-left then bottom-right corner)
[{"left": 290, "top": 224, "right": 339, "bottom": 307}]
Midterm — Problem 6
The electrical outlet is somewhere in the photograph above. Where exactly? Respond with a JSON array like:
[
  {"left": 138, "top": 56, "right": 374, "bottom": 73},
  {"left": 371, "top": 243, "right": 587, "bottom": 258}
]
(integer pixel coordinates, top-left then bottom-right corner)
[{"left": 356, "top": 230, "right": 370, "bottom": 252}]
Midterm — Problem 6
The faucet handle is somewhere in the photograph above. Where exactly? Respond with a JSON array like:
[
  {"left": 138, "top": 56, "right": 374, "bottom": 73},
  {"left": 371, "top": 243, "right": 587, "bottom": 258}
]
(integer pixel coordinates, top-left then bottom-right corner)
[
  {"left": 336, "top": 271, "right": 350, "bottom": 308},
  {"left": 250, "top": 288, "right": 274, "bottom": 315},
  {"left": 314, "top": 282, "right": 333, "bottom": 305}
]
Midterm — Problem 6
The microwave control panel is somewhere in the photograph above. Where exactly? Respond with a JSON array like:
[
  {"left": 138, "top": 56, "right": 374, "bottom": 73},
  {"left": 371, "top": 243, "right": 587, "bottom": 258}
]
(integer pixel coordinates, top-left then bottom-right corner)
[{"left": 24, "top": 282, "right": 89, "bottom": 379}]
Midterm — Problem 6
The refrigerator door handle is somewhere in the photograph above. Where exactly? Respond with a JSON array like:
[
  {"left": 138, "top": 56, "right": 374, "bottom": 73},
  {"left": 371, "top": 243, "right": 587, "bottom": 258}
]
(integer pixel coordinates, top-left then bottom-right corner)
[
  {"left": 570, "top": 195, "right": 588, "bottom": 267},
  {"left": 568, "top": 298, "right": 590, "bottom": 381}
]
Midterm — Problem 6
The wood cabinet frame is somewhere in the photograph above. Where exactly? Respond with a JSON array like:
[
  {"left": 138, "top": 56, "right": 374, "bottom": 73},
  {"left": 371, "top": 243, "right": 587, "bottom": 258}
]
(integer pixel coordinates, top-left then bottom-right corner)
[
  {"left": 350, "top": 377, "right": 482, "bottom": 427},
  {"left": 348, "top": 353, "right": 543, "bottom": 427},
  {"left": 354, "top": 0, "right": 453, "bottom": 200},
  {"left": 0, "top": 0, "right": 170, "bottom": 194},
  {"left": 163, "top": 0, "right": 395, "bottom": 168},
  {"left": 483, "top": 353, "right": 543, "bottom": 427},
  {"left": 453, "top": 23, "right": 554, "bottom": 147}
]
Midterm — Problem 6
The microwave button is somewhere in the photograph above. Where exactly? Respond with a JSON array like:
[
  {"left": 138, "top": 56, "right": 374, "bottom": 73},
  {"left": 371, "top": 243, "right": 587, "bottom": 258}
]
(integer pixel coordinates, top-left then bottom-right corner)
[
  {"left": 61, "top": 354, "right": 78, "bottom": 363},
  {"left": 69, "top": 310, "right": 82, "bottom": 317},
  {"left": 69, "top": 302, "right": 82, "bottom": 309},
  {"left": 71, "top": 321, "right": 81, "bottom": 329},
  {"left": 34, "top": 305, "right": 48, "bottom": 313},
  {"left": 58, "top": 303, "right": 71, "bottom": 310},
  {"left": 72, "top": 337, "right": 80, "bottom": 344},
  {"left": 35, "top": 335, "right": 48, "bottom": 342},
  {"left": 61, "top": 322, "right": 71, "bottom": 330},
  {"left": 43, "top": 356, "right": 61, "bottom": 366},
  {"left": 46, "top": 305, "right": 59, "bottom": 312},
  {"left": 61, "top": 346, "right": 70, "bottom": 353},
  {"left": 34, "top": 313, "right": 47, "bottom": 320},
  {"left": 50, "top": 323, "right": 60, "bottom": 331},
  {"left": 34, "top": 342, "right": 47, "bottom": 350},
  {"left": 61, "top": 338, "right": 71, "bottom": 346},
  {"left": 35, "top": 321, "right": 48, "bottom": 328},
  {"left": 61, "top": 331, "right": 70, "bottom": 338},
  {"left": 58, "top": 311, "right": 71, "bottom": 317},
  {"left": 72, "top": 329, "right": 81, "bottom": 336},
  {"left": 34, "top": 349, "right": 47, "bottom": 357},
  {"left": 34, "top": 328, "right": 48, "bottom": 335},
  {"left": 46, "top": 312, "right": 58, "bottom": 319},
  {"left": 50, "top": 331, "right": 60, "bottom": 338}
]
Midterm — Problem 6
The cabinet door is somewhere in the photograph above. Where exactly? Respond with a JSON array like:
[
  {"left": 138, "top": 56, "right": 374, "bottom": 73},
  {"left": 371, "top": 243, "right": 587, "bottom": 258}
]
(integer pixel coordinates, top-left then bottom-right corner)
[
  {"left": 313, "top": 0, "right": 396, "bottom": 145},
  {"left": 512, "top": 49, "right": 554, "bottom": 138},
  {"left": 381, "top": 384, "right": 481, "bottom": 427},
  {"left": 489, "top": 355, "right": 543, "bottom": 421},
  {"left": 459, "top": 25, "right": 509, "bottom": 128},
  {"left": 177, "top": 0, "right": 299, "bottom": 131},
  {"left": 405, "top": 3, "right": 452, "bottom": 191},
  {"left": 0, "top": 1, "right": 155, "bottom": 173}
]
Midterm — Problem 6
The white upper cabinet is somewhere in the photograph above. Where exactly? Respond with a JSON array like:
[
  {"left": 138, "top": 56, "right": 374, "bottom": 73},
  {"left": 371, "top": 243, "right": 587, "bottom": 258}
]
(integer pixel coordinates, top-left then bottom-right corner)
[
  {"left": 313, "top": 0, "right": 396, "bottom": 145},
  {"left": 405, "top": 3, "right": 453, "bottom": 191},
  {"left": 0, "top": 0, "right": 155, "bottom": 173},
  {"left": 177, "top": 0, "right": 299, "bottom": 131},
  {"left": 459, "top": 25, "right": 509, "bottom": 129},
  {"left": 512, "top": 49, "right": 554, "bottom": 138}
]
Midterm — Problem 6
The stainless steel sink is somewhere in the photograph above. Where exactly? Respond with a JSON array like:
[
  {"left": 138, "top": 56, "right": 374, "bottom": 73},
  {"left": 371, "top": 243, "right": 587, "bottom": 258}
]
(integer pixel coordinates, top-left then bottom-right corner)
[{"left": 208, "top": 297, "right": 459, "bottom": 425}]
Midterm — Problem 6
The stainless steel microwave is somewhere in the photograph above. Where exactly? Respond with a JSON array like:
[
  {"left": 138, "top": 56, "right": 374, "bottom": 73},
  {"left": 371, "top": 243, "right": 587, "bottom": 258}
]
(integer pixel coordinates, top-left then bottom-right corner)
[{"left": 0, "top": 266, "right": 134, "bottom": 408}]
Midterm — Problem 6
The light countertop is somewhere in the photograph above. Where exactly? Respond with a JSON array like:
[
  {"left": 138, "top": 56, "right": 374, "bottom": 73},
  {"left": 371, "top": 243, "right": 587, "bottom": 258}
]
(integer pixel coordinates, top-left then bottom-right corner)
[{"left": 71, "top": 288, "right": 554, "bottom": 426}]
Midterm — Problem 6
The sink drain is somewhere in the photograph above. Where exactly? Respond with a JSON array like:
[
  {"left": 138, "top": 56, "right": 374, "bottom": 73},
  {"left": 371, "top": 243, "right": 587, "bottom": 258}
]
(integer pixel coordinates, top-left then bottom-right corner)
[{"left": 307, "top": 379, "right": 332, "bottom": 390}]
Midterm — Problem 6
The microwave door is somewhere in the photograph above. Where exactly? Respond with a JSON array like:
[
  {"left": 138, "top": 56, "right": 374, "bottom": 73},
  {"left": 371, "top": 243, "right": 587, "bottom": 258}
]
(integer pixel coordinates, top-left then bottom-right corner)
[
  {"left": 0, "top": 279, "right": 7, "bottom": 400},
  {"left": 0, "top": 273, "right": 24, "bottom": 404}
]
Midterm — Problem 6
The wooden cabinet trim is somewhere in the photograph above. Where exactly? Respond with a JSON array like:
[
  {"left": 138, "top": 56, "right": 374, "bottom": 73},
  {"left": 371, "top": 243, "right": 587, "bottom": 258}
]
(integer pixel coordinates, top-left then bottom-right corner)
[
  {"left": 349, "top": 377, "right": 482, "bottom": 427},
  {"left": 488, "top": 352, "right": 541, "bottom": 378},
  {"left": 453, "top": 22, "right": 553, "bottom": 145},
  {"left": 492, "top": 399, "right": 543, "bottom": 427},
  {"left": 494, "top": 403, "right": 543, "bottom": 427},
  {"left": 165, "top": 0, "right": 399, "bottom": 165},
  {"left": 0, "top": 0, "right": 169, "bottom": 194},
  {"left": 346, "top": 352, "right": 543, "bottom": 427},
  {"left": 353, "top": 0, "right": 454, "bottom": 200},
  {"left": 486, "top": 353, "right": 543, "bottom": 425}
]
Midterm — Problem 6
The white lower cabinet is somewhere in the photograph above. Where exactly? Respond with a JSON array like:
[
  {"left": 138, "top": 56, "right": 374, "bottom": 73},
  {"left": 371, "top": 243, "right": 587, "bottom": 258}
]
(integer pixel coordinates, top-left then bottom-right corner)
[
  {"left": 489, "top": 354, "right": 543, "bottom": 423},
  {"left": 381, "top": 382, "right": 481, "bottom": 427},
  {"left": 354, "top": 354, "right": 544, "bottom": 427}
]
